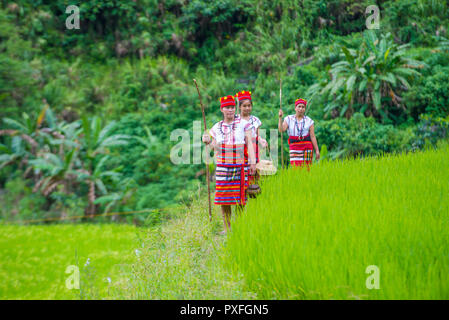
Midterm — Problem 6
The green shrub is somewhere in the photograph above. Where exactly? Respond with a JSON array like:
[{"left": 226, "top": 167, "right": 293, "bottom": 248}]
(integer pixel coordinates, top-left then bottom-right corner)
[
  {"left": 0, "top": 178, "right": 47, "bottom": 222},
  {"left": 412, "top": 114, "right": 449, "bottom": 150},
  {"left": 315, "top": 113, "right": 415, "bottom": 159},
  {"left": 404, "top": 66, "right": 449, "bottom": 119}
]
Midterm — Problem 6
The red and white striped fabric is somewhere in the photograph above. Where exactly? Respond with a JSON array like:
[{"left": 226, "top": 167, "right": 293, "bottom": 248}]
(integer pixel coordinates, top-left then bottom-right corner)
[
  {"left": 288, "top": 135, "right": 313, "bottom": 167},
  {"left": 210, "top": 118, "right": 252, "bottom": 206},
  {"left": 214, "top": 144, "right": 248, "bottom": 206},
  {"left": 236, "top": 115, "right": 262, "bottom": 184}
]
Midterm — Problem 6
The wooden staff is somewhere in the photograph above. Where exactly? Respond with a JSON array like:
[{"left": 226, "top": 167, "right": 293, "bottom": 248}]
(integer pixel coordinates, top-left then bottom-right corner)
[
  {"left": 193, "top": 79, "right": 212, "bottom": 221},
  {"left": 236, "top": 95, "right": 240, "bottom": 117},
  {"left": 280, "top": 79, "right": 284, "bottom": 169}
]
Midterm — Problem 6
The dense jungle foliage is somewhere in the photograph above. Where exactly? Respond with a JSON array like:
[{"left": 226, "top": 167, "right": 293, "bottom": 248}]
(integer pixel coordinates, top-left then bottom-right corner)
[{"left": 1, "top": 0, "right": 448, "bottom": 223}]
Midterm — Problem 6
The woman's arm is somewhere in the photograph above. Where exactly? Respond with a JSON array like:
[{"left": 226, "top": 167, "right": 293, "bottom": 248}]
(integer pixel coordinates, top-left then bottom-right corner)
[
  {"left": 256, "top": 127, "right": 268, "bottom": 148},
  {"left": 202, "top": 133, "right": 218, "bottom": 151},
  {"left": 278, "top": 110, "right": 288, "bottom": 132},
  {"left": 309, "top": 125, "right": 320, "bottom": 160},
  {"left": 245, "top": 130, "right": 256, "bottom": 175}
]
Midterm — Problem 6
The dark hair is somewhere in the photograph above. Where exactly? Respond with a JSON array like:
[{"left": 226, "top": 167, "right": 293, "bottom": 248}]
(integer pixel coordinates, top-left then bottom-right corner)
[{"left": 239, "top": 99, "right": 252, "bottom": 106}]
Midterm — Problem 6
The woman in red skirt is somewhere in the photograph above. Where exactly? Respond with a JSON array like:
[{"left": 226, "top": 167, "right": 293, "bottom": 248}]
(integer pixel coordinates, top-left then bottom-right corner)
[
  {"left": 278, "top": 98, "right": 320, "bottom": 167},
  {"left": 235, "top": 90, "right": 268, "bottom": 185},
  {"left": 202, "top": 95, "right": 256, "bottom": 234}
]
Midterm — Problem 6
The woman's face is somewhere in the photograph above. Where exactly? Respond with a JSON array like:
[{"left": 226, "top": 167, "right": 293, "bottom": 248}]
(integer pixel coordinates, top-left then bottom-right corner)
[
  {"left": 295, "top": 103, "right": 306, "bottom": 115},
  {"left": 240, "top": 100, "right": 252, "bottom": 116},
  {"left": 221, "top": 105, "right": 236, "bottom": 119}
]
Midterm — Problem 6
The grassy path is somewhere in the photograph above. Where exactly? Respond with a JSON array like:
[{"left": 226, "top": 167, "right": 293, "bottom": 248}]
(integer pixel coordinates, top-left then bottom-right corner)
[
  {"left": 0, "top": 203, "right": 255, "bottom": 299},
  {"left": 109, "top": 201, "right": 256, "bottom": 299}
]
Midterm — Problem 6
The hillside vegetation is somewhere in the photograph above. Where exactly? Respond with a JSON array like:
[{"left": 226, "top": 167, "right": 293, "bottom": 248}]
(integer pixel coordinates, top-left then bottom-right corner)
[{"left": 1, "top": 0, "right": 449, "bottom": 221}]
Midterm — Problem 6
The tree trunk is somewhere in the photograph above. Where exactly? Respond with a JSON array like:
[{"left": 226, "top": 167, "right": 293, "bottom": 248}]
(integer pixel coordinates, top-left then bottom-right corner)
[
  {"left": 86, "top": 180, "right": 96, "bottom": 217},
  {"left": 345, "top": 94, "right": 355, "bottom": 119}
]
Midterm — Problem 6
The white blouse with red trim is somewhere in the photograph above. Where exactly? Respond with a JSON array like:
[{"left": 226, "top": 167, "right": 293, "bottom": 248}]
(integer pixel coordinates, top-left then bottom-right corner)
[
  {"left": 284, "top": 115, "right": 314, "bottom": 137},
  {"left": 235, "top": 114, "right": 262, "bottom": 138},
  {"left": 209, "top": 118, "right": 252, "bottom": 144}
]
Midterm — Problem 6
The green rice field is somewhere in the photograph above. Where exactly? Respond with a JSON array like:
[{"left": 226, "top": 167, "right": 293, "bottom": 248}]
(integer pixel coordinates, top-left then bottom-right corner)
[
  {"left": 0, "top": 224, "right": 139, "bottom": 299},
  {"left": 1, "top": 145, "right": 448, "bottom": 299},
  {"left": 226, "top": 144, "right": 449, "bottom": 299}
]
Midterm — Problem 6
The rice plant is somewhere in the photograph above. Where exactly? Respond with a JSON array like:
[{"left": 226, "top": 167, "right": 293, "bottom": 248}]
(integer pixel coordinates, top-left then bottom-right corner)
[
  {"left": 226, "top": 143, "right": 449, "bottom": 299},
  {"left": 0, "top": 224, "right": 139, "bottom": 299}
]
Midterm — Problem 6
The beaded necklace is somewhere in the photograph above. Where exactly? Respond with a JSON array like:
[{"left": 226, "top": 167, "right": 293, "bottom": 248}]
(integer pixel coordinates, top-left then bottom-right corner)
[
  {"left": 249, "top": 115, "right": 255, "bottom": 126},
  {"left": 219, "top": 118, "right": 237, "bottom": 144},
  {"left": 294, "top": 115, "right": 306, "bottom": 139}
]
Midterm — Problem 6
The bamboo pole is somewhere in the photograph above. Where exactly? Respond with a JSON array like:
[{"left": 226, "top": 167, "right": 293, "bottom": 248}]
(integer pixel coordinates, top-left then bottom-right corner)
[
  {"left": 193, "top": 79, "right": 212, "bottom": 221},
  {"left": 280, "top": 79, "right": 284, "bottom": 169},
  {"left": 236, "top": 94, "right": 240, "bottom": 117}
]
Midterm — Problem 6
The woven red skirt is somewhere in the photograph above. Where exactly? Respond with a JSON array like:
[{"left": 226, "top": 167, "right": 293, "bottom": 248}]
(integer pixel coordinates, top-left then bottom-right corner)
[
  {"left": 244, "top": 137, "right": 259, "bottom": 184},
  {"left": 215, "top": 164, "right": 247, "bottom": 206},
  {"left": 288, "top": 135, "right": 313, "bottom": 167},
  {"left": 214, "top": 144, "right": 247, "bottom": 206}
]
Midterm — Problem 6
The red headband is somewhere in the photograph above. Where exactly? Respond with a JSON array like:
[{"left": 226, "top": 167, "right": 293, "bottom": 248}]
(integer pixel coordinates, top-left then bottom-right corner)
[
  {"left": 235, "top": 90, "right": 252, "bottom": 102},
  {"left": 295, "top": 98, "right": 307, "bottom": 107},
  {"left": 220, "top": 95, "right": 236, "bottom": 108}
]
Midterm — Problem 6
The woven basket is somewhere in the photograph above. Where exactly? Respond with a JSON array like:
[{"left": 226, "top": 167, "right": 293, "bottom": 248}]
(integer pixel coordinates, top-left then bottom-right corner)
[{"left": 256, "top": 160, "right": 277, "bottom": 176}]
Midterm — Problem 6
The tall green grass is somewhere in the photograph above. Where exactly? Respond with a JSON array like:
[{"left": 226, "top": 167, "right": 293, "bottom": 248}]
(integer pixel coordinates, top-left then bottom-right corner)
[
  {"left": 109, "top": 200, "right": 257, "bottom": 299},
  {"left": 0, "top": 224, "right": 139, "bottom": 299},
  {"left": 0, "top": 203, "right": 256, "bottom": 299},
  {"left": 2, "top": 144, "right": 448, "bottom": 299},
  {"left": 226, "top": 144, "right": 449, "bottom": 299}
]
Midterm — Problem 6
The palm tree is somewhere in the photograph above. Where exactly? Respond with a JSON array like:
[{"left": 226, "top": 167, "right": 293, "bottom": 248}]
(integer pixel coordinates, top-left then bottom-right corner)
[
  {"left": 38, "top": 107, "right": 82, "bottom": 156},
  {"left": 0, "top": 104, "right": 83, "bottom": 183},
  {"left": 29, "top": 148, "right": 79, "bottom": 197},
  {"left": 1, "top": 108, "right": 134, "bottom": 218},
  {"left": 76, "top": 155, "right": 124, "bottom": 217},
  {"left": 0, "top": 110, "right": 41, "bottom": 156},
  {"left": 0, "top": 105, "right": 48, "bottom": 178},
  {"left": 78, "top": 116, "right": 131, "bottom": 216},
  {"left": 0, "top": 141, "right": 22, "bottom": 170},
  {"left": 133, "top": 125, "right": 159, "bottom": 157},
  {"left": 308, "top": 31, "right": 425, "bottom": 120},
  {"left": 94, "top": 177, "right": 136, "bottom": 215}
]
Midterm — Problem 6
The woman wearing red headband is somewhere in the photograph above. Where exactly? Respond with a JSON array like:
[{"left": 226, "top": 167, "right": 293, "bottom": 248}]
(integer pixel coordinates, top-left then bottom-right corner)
[
  {"left": 202, "top": 95, "right": 256, "bottom": 234},
  {"left": 235, "top": 90, "right": 268, "bottom": 185},
  {"left": 278, "top": 98, "right": 320, "bottom": 167}
]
